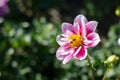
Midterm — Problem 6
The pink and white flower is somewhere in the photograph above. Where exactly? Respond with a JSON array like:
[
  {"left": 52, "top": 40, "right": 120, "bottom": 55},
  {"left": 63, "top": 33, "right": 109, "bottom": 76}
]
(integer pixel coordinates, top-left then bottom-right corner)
[
  {"left": 56, "top": 14, "right": 101, "bottom": 64},
  {"left": 0, "top": 0, "right": 9, "bottom": 16},
  {"left": 0, "top": 0, "right": 8, "bottom": 7}
]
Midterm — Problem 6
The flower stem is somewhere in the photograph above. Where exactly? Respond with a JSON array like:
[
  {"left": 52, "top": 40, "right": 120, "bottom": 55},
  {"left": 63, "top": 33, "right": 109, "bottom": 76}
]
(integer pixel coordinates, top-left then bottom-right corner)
[
  {"left": 102, "top": 68, "right": 109, "bottom": 80},
  {"left": 86, "top": 55, "right": 95, "bottom": 80}
]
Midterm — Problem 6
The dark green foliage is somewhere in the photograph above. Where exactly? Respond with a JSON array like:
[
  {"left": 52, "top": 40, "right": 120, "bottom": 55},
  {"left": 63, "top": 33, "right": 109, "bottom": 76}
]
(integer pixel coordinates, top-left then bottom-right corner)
[{"left": 0, "top": 0, "right": 120, "bottom": 80}]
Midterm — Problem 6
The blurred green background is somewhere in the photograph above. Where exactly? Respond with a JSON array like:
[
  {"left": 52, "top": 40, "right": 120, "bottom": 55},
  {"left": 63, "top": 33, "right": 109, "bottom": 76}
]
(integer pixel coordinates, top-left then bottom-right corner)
[{"left": 0, "top": 0, "right": 120, "bottom": 80}]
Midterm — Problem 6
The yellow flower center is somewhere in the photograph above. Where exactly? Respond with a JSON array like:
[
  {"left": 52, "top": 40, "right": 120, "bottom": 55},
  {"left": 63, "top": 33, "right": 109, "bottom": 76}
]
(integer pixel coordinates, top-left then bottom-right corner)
[{"left": 68, "top": 34, "right": 83, "bottom": 48}]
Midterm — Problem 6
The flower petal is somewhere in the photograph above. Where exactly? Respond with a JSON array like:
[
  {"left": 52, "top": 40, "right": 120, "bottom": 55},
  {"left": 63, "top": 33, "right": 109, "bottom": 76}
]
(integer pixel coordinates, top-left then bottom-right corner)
[
  {"left": 56, "top": 43, "right": 71, "bottom": 60},
  {"left": 65, "top": 30, "right": 74, "bottom": 37},
  {"left": 56, "top": 44, "right": 75, "bottom": 64},
  {"left": 73, "top": 22, "right": 80, "bottom": 34},
  {"left": 73, "top": 46, "right": 87, "bottom": 60},
  {"left": 62, "top": 22, "right": 75, "bottom": 34},
  {"left": 0, "top": 4, "right": 9, "bottom": 16},
  {"left": 73, "top": 14, "right": 87, "bottom": 38},
  {"left": 56, "top": 34, "right": 68, "bottom": 46},
  {"left": 0, "top": 0, "right": 7, "bottom": 7},
  {"left": 62, "top": 51, "right": 74, "bottom": 64},
  {"left": 84, "top": 33, "right": 100, "bottom": 47},
  {"left": 56, "top": 52, "right": 66, "bottom": 60},
  {"left": 86, "top": 21, "right": 98, "bottom": 34},
  {"left": 74, "top": 15, "right": 88, "bottom": 26}
]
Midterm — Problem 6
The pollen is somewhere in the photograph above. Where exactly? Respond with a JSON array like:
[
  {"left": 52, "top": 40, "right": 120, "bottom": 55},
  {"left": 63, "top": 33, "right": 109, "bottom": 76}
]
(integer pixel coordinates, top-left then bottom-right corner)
[{"left": 68, "top": 34, "right": 83, "bottom": 48}]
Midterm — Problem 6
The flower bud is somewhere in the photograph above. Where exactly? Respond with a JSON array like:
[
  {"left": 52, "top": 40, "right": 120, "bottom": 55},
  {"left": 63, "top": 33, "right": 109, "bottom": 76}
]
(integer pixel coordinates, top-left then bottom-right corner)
[{"left": 104, "top": 55, "right": 119, "bottom": 64}]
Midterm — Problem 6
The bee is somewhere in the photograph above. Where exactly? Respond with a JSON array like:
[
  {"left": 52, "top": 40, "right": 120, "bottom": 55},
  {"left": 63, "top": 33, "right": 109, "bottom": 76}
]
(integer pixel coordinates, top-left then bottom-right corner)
[{"left": 70, "top": 38, "right": 76, "bottom": 44}]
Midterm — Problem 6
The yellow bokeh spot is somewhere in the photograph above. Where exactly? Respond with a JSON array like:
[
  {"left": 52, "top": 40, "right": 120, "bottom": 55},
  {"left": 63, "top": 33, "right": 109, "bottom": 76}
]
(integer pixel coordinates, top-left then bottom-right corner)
[{"left": 115, "top": 7, "right": 120, "bottom": 17}]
